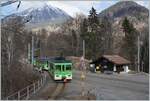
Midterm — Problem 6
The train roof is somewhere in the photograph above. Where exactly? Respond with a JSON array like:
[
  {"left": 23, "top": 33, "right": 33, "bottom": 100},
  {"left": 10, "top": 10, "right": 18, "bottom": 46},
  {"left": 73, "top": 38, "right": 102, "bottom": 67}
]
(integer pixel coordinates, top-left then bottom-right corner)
[
  {"left": 50, "top": 60, "right": 72, "bottom": 64},
  {"left": 36, "top": 56, "right": 65, "bottom": 60},
  {"left": 35, "top": 58, "right": 53, "bottom": 62},
  {"left": 35, "top": 56, "right": 72, "bottom": 64}
]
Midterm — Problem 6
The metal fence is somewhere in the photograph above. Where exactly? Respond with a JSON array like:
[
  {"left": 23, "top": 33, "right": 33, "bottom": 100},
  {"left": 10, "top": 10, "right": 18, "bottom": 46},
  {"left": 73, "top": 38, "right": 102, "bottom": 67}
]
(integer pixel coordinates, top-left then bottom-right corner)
[{"left": 5, "top": 74, "right": 47, "bottom": 100}]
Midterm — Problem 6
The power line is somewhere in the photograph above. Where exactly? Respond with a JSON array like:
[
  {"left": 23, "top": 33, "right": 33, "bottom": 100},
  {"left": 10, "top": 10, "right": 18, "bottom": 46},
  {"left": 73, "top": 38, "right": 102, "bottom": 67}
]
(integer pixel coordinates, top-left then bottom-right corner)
[{"left": 0, "top": 0, "right": 18, "bottom": 7}]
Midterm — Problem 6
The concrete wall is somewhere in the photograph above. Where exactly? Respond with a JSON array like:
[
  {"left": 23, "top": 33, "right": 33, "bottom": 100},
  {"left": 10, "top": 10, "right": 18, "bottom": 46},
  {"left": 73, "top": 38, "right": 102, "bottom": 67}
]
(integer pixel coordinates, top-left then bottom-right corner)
[
  {"left": 123, "top": 65, "right": 129, "bottom": 72},
  {"left": 113, "top": 65, "right": 129, "bottom": 73}
]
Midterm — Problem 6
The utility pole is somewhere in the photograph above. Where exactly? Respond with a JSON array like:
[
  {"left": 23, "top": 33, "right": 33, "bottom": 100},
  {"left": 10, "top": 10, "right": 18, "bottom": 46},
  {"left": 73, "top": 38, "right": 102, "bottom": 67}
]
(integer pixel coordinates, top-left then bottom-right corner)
[
  {"left": 31, "top": 35, "right": 34, "bottom": 65},
  {"left": 81, "top": 40, "right": 86, "bottom": 96},
  {"left": 83, "top": 40, "right": 85, "bottom": 58},
  {"left": 28, "top": 43, "right": 31, "bottom": 63},
  {"left": 40, "top": 39, "right": 42, "bottom": 58},
  {"left": 141, "top": 61, "right": 144, "bottom": 72},
  {"left": 137, "top": 35, "right": 140, "bottom": 72}
]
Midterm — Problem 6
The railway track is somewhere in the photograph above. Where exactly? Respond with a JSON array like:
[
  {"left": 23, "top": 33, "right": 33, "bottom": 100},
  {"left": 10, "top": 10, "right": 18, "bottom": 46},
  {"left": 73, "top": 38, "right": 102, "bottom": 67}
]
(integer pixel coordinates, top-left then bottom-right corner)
[
  {"left": 46, "top": 71, "right": 67, "bottom": 100},
  {"left": 48, "top": 83, "right": 66, "bottom": 99}
]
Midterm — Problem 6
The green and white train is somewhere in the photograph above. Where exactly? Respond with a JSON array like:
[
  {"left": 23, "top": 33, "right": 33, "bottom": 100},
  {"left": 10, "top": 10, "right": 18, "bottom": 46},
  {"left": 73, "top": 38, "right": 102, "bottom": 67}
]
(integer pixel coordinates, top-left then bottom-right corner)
[
  {"left": 49, "top": 59, "right": 72, "bottom": 81},
  {"left": 33, "top": 57, "right": 73, "bottom": 82}
]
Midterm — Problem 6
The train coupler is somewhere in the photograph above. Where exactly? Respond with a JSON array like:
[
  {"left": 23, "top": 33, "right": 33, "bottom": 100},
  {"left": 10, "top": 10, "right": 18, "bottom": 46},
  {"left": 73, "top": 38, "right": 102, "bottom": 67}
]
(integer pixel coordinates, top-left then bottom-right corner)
[{"left": 63, "top": 78, "right": 67, "bottom": 83}]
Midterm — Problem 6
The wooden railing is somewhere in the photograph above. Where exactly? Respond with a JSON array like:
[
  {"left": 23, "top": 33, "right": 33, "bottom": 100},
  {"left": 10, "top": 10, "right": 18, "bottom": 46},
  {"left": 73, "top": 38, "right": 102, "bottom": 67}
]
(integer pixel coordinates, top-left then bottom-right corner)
[{"left": 5, "top": 74, "right": 47, "bottom": 100}]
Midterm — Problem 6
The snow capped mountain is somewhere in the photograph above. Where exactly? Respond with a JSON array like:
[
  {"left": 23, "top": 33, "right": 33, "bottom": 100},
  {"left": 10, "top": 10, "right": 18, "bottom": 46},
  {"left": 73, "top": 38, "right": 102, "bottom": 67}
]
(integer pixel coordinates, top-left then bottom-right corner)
[
  {"left": 20, "top": 4, "right": 71, "bottom": 23},
  {"left": 3, "top": 3, "right": 72, "bottom": 28}
]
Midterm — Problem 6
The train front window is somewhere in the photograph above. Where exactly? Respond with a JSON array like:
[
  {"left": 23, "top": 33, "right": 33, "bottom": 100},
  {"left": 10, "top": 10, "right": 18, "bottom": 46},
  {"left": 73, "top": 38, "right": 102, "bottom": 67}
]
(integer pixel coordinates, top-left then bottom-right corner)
[
  {"left": 62, "top": 65, "right": 65, "bottom": 71},
  {"left": 47, "top": 61, "right": 48, "bottom": 67},
  {"left": 66, "top": 65, "right": 71, "bottom": 70},
  {"left": 55, "top": 65, "right": 61, "bottom": 71},
  {"left": 50, "top": 63, "right": 53, "bottom": 70}
]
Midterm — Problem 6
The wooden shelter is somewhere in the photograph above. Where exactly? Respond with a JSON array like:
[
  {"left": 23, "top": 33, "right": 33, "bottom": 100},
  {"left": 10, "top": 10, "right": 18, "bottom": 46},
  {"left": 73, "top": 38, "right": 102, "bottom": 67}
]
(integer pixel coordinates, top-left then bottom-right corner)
[{"left": 90, "top": 55, "right": 131, "bottom": 73}]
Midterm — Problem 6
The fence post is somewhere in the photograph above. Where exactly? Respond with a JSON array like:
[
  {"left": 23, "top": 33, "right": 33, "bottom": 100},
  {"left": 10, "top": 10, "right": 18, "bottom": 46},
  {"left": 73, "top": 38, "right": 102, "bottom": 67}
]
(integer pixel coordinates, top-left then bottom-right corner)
[
  {"left": 33, "top": 83, "right": 36, "bottom": 94},
  {"left": 18, "top": 91, "right": 20, "bottom": 100},
  {"left": 6, "top": 97, "right": 8, "bottom": 100},
  {"left": 26, "top": 86, "right": 29, "bottom": 99},
  {"left": 38, "top": 80, "right": 40, "bottom": 90},
  {"left": 41, "top": 78, "right": 42, "bottom": 86},
  {"left": 45, "top": 74, "right": 46, "bottom": 81}
]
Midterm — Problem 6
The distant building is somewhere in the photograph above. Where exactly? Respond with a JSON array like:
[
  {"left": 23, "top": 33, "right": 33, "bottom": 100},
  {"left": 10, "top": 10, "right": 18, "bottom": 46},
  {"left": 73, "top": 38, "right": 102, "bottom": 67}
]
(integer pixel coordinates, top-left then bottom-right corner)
[{"left": 90, "top": 55, "right": 131, "bottom": 73}]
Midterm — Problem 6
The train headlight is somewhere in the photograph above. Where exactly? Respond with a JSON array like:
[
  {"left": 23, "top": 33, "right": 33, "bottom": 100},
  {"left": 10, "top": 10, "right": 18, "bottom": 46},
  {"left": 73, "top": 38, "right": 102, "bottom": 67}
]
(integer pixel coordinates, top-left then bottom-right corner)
[
  {"left": 56, "top": 75, "right": 59, "bottom": 77},
  {"left": 90, "top": 64, "right": 94, "bottom": 67}
]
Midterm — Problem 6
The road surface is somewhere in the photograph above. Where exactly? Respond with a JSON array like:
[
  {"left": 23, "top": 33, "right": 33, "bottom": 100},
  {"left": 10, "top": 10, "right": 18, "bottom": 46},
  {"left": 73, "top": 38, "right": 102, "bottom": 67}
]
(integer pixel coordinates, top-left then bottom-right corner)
[{"left": 61, "top": 70, "right": 149, "bottom": 100}]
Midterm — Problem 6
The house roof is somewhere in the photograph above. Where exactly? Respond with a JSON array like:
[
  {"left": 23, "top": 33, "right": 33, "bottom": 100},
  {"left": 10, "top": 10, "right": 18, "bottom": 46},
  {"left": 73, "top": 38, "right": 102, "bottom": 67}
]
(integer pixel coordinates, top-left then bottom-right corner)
[{"left": 102, "top": 55, "right": 131, "bottom": 65}]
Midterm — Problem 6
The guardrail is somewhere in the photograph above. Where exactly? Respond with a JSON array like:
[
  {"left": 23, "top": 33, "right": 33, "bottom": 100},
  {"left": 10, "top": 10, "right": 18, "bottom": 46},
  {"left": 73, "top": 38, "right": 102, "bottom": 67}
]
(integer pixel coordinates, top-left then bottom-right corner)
[{"left": 5, "top": 74, "right": 47, "bottom": 100}]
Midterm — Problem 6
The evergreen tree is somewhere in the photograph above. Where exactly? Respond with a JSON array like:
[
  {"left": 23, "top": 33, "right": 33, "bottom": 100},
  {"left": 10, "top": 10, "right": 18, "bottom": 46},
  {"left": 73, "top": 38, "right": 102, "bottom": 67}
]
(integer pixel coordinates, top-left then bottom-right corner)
[
  {"left": 80, "top": 7, "right": 113, "bottom": 59},
  {"left": 80, "top": 18, "right": 88, "bottom": 38},
  {"left": 88, "top": 7, "right": 99, "bottom": 32},
  {"left": 80, "top": 7, "right": 100, "bottom": 59},
  {"left": 140, "top": 28, "right": 149, "bottom": 73},
  {"left": 71, "top": 29, "right": 77, "bottom": 56},
  {"left": 122, "top": 17, "right": 138, "bottom": 69},
  {"left": 100, "top": 16, "right": 113, "bottom": 54}
]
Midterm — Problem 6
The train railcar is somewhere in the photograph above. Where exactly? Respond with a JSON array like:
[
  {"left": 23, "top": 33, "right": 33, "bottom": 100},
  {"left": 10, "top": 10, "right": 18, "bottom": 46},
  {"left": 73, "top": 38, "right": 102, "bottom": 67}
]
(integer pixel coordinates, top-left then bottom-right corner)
[
  {"left": 33, "top": 56, "right": 73, "bottom": 82},
  {"left": 33, "top": 58, "right": 50, "bottom": 71},
  {"left": 48, "top": 59, "right": 72, "bottom": 81},
  {"left": 39, "top": 58, "right": 49, "bottom": 71}
]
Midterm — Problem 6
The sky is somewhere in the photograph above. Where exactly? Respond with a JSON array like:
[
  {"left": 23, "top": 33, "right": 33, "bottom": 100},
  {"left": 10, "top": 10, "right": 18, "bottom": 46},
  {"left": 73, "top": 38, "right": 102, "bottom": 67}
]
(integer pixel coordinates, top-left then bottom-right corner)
[{"left": 1, "top": 0, "right": 149, "bottom": 18}]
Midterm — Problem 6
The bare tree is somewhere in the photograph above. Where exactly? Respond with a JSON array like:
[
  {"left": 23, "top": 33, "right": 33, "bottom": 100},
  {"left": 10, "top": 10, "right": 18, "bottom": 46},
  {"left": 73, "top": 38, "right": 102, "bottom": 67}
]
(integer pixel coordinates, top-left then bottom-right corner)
[{"left": 1, "top": 16, "right": 40, "bottom": 98}]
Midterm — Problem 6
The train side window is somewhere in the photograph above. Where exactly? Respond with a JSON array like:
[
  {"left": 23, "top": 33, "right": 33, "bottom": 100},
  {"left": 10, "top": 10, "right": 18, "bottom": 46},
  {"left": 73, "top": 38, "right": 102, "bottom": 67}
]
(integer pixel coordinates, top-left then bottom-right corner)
[
  {"left": 55, "top": 65, "right": 61, "bottom": 71},
  {"left": 66, "top": 65, "right": 71, "bottom": 70},
  {"left": 50, "top": 63, "right": 53, "bottom": 70},
  {"left": 47, "top": 61, "right": 48, "bottom": 67}
]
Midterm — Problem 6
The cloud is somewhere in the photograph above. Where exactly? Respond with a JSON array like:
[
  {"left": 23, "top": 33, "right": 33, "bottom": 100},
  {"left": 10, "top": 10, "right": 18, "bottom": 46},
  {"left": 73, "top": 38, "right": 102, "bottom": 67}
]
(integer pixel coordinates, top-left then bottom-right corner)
[
  {"left": 46, "top": 1, "right": 82, "bottom": 17},
  {"left": 16, "top": 1, "right": 47, "bottom": 12},
  {"left": 135, "top": 1, "right": 149, "bottom": 8},
  {"left": 95, "top": 1, "right": 118, "bottom": 13},
  {"left": 47, "top": 1, "right": 101, "bottom": 17}
]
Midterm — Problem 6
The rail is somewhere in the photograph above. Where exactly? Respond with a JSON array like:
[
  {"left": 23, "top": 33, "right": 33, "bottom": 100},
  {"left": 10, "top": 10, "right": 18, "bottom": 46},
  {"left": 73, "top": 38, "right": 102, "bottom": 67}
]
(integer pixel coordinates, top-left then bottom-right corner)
[
  {"left": 5, "top": 73, "right": 47, "bottom": 100},
  {"left": 48, "top": 83, "right": 66, "bottom": 99}
]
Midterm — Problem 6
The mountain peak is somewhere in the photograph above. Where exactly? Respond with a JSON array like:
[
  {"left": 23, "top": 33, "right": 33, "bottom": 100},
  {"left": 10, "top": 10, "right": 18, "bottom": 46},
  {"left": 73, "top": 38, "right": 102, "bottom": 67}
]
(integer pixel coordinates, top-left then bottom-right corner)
[
  {"left": 98, "top": 1, "right": 149, "bottom": 19},
  {"left": 7, "top": 4, "right": 72, "bottom": 29},
  {"left": 114, "top": 1, "right": 138, "bottom": 6},
  {"left": 3, "top": 4, "right": 72, "bottom": 29}
]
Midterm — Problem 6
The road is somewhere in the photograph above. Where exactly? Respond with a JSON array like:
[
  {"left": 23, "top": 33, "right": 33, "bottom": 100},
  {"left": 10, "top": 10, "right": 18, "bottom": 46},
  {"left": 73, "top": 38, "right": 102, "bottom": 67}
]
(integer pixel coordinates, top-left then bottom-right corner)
[
  {"left": 28, "top": 70, "right": 149, "bottom": 100},
  {"left": 60, "top": 70, "right": 149, "bottom": 100}
]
